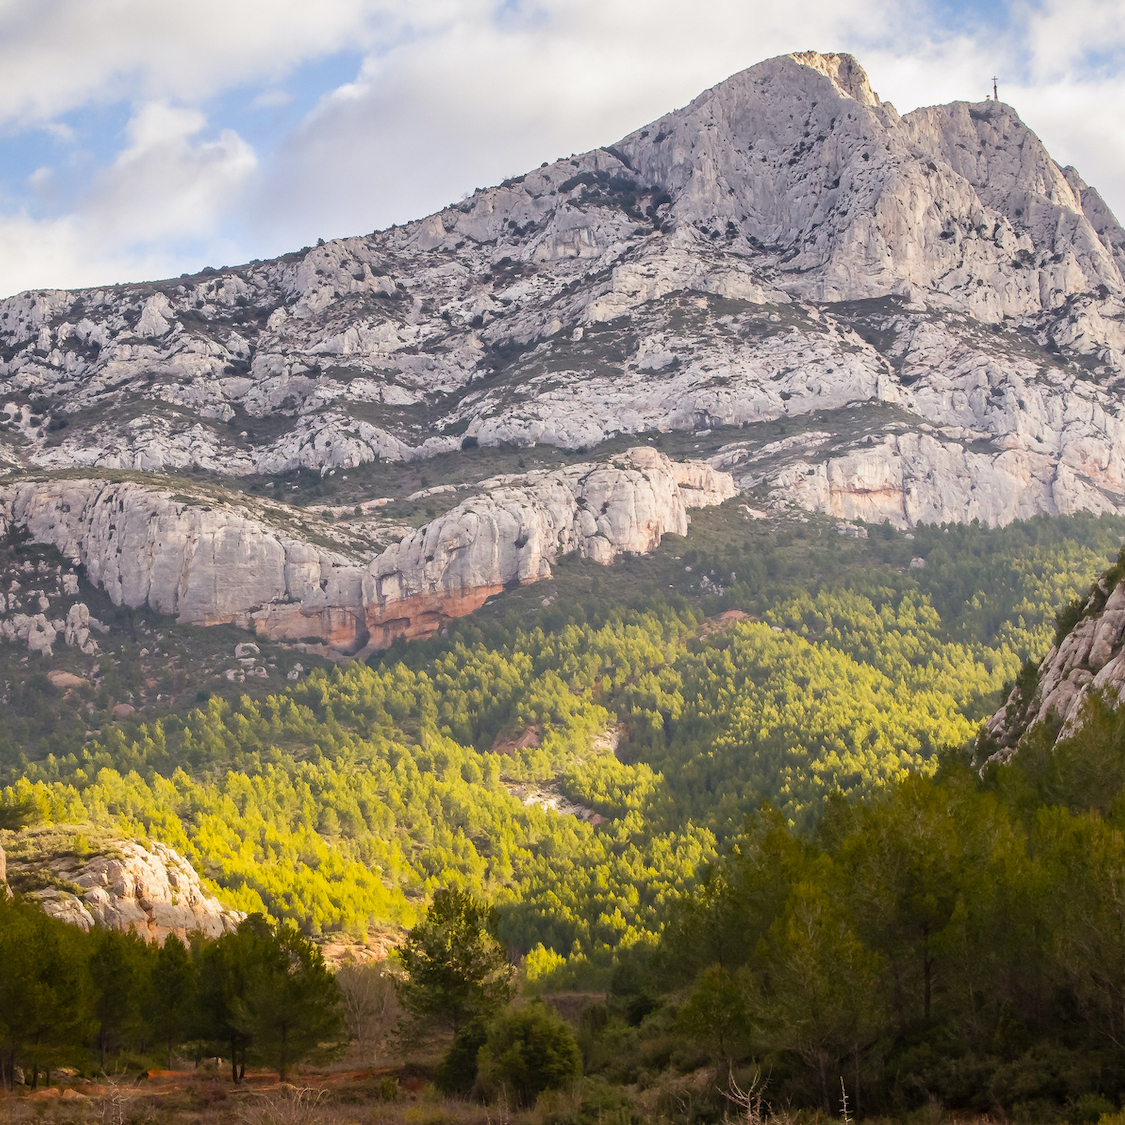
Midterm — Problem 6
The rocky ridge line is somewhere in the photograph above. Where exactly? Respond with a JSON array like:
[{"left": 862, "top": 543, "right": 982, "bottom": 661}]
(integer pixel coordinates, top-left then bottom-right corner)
[{"left": 0, "top": 449, "right": 735, "bottom": 652}]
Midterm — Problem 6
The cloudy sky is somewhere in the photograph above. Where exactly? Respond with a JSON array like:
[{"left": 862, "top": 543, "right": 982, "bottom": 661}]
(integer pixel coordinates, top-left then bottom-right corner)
[{"left": 0, "top": 0, "right": 1122, "bottom": 298}]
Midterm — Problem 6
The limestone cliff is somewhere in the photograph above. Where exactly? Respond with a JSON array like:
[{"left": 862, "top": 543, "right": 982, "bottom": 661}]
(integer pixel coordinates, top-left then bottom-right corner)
[
  {"left": 0, "top": 450, "right": 734, "bottom": 651},
  {"left": 1, "top": 828, "right": 243, "bottom": 942},
  {"left": 0, "top": 52, "right": 1122, "bottom": 531},
  {"left": 361, "top": 447, "right": 736, "bottom": 646},
  {"left": 0, "top": 477, "right": 369, "bottom": 651},
  {"left": 768, "top": 431, "right": 1120, "bottom": 529},
  {"left": 985, "top": 560, "right": 1125, "bottom": 755}
]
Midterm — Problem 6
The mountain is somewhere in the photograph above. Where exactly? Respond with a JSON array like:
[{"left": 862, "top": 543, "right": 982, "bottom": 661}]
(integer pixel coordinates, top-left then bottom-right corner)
[{"left": 1, "top": 50, "right": 1124, "bottom": 652}]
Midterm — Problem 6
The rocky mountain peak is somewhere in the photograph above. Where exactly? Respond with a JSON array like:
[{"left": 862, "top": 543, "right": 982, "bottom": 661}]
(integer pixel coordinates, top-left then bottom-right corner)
[
  {"left": 0, "top": 51, "right": 1123, "bottom": 654},
  {"left": 788, "top": 50, "right": 882, "bottom": 106}
]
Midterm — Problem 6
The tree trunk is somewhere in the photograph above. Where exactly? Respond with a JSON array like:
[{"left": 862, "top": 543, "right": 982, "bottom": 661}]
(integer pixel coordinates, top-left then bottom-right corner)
[
  {"left": 854, "top": 1044, "right": 860, "bottom": 1120},
  {"left": 924, "top": 951, "right": 933, "bottom": 1022},
  {"left": 230, "top": 1043, "right": 239, "bottom": 1084},
  {"left": 30, "top": 1065, "right": 38, "bottom": 1090}
]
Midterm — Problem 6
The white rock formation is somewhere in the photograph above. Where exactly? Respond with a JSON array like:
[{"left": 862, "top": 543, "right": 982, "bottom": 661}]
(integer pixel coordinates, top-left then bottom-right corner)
[
  {"left": 0, "top": 612, "right": 60, "bottom": 655},
  {"left": 363, "top": 447, "right": 735, "bottom": 645},
  {"left": 771, "top": 431, "right": 1121, "bottom": 529},
  {"left": 0, "top": 450, "right": 734, "bottom": 651},
  {"left": 7, "top": 835, "right": 243, "bottom": 942},
  {"left": 0, "top": 52, "right": 1122, "bottom": 531},
  {"left": 63, "top": 602, "right": 99, "bottom": 654},
  {"left": 986, "top": 571, "right": 1125, "bottom": 753}
]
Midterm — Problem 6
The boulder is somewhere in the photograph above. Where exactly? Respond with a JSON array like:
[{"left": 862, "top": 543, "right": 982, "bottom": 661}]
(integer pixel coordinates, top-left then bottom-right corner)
[{"left": 8, "top": 833, "right": 244, "bottom": 942}]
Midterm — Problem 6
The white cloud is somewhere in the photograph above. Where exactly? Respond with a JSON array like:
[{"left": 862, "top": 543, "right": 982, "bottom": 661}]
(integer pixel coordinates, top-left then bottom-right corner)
[
  {"left": 0, "top": 102, "right": 257, "bottom": 296},
  {"left": 2, "top": 0, "right": 1125, "bottom": 297},
  {"left": 87, "top": 102, "right": 257, "bottom": 244},
  {"left": 0, "top": 0, "right": 386, "bottom": 127},
  {"left": 1024, "top": 0, "right": 1125, "bottom": 78}
]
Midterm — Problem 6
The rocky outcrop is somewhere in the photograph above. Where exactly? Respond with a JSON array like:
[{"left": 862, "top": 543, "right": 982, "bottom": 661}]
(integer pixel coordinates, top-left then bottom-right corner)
[
  {"left": 769, "top": 431, "right": 1121, "bottom": 529},
  {"left": 0, "top": 478, "right": 369, "bottom": 651},
  {"left": 990, "top": 562, "right": 1125, "bottom": 756},
  {"left": 985, "top": 563, "right": 1125, "bottom": 754},
  {"left": 0, "top": 52, "right": 1122, "bottom": 532},
  {"left": 0, "top": 546, "right": 104, "bottom": 657},
  {"left": 3, "top": 831, "right": 243, "bottom": 942},
  {"left": 361, "top": 448, "right": 736, "bottom": 646},
  {"left": 1, "top": 451, "right": 734, "bottom": 652}
]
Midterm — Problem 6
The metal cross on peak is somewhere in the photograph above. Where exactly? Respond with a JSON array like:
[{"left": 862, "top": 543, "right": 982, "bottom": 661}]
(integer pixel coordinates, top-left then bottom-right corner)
[{"left": 992, "top": 76, "right": 999, "bottom": 102}]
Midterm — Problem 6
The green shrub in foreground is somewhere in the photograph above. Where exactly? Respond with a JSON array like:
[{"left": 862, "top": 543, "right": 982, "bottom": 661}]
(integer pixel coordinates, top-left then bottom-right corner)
[{"left": 477, "top": 1001, "right": 582, "bottom": 1106}]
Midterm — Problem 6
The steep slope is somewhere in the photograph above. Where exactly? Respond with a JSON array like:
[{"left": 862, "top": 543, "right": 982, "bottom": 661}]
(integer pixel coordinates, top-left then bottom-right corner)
[
  {"left": 985, "top": 552, "right": 1125, "bottom": 754},
  {"left": 0, "top": 51, "right": 1122, "bottom": 532}
]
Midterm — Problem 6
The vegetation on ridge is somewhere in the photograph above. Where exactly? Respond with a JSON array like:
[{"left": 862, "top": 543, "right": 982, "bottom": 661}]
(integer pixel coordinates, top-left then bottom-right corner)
[
  {"left": 4, "top": 509, "right": 1125, "bottom": 1119},
  {"left": 3, "top": 510, "right": 1122, "bottom": 947}
]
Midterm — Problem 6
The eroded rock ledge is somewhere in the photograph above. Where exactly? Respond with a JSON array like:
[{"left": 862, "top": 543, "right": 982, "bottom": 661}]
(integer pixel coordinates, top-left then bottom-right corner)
[{"left": 0, "top": 449, "right": 735, "bottom": 653}]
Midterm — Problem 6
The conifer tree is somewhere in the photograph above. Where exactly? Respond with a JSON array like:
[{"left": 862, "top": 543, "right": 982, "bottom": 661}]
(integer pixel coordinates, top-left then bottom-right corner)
[{"left": 397, "top": 888, "right": 514, "bottom": 1038}]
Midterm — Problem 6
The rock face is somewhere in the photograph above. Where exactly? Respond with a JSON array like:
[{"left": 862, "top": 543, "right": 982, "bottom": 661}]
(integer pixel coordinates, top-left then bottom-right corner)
[
  {"left": 769, "top": 430, "right": 1122, "bottom": 530},
  {"left": 0, "top": 477, "right": 369, "bottom": 652},
  {"left": 985, "top": 566, "right": 1125, "bottom": 754},
  {"left": 0, "top": 450, "right": 734, "bottom": 651},
  {"left": 361, "top": 448, "right": 736, "bottom": 646},
  {"left": 0, "top": 52, "right": 1122, "bottom": 529},
  {"left": 3, "top": 831, "right": 244, "bottom": 942}
]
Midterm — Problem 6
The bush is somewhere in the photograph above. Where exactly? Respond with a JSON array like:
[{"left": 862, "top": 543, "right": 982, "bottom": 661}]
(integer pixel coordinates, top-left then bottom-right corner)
[
  {"left": 437, "top": 1019, "right": 489, "bottom": 1095},
  {"left": 1055, "top": 595, "right": 1086, "bottom": 646},
  {"left": 477, "top": 1002, "right": 582, "bottom": 1106},
  {"left": 1071, "top": 1094, "right": 1114, "bottom": 1123}
]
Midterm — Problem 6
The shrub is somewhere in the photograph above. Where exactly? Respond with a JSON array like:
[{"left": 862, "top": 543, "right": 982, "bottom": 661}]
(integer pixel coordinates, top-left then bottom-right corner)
[
  {"left": 1071, "top": 1094, "right": 1115, "bottom": 1123},
  {"left": 1054, "top": 595, "right": 1086, "bottom": 646},
  {"left": 437, "top": 1018, "right": 489, "bottom": 1095},
  {"left": 477, "top": 1001, "right": 582, "bottom": 1106}
]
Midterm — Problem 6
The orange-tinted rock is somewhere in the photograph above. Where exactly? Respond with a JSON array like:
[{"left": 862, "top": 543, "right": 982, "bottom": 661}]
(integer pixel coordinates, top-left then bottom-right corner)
[
  {"left": 253, "top": 601, "right": 369, "bottom": 652},
  {"left": 365, "top": 585, "right": 504, "bottom": 649}
]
